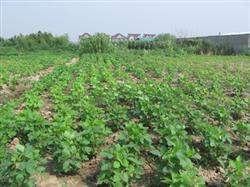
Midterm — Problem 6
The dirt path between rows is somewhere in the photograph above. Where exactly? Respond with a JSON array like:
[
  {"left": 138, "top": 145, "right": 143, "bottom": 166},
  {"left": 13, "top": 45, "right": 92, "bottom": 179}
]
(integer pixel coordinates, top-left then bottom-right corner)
[
  {"left": 65, "top": 57, "right": 79, "bottom": 66},
  {"left": 0, "top": 57, "right": 79, "bottom": 104},
  {"left": 36, "top": 132, "right": 119, "bottom": 187},
  {"left": 23, "top": 57, "right": 80, "bottom": 82}
]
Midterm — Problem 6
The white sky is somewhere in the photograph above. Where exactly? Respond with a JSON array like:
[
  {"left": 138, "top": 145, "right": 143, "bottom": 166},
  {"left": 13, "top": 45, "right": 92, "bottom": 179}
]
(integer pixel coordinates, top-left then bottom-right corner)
[{"left": 1, "top": 0, "right": 250, "bottom": 41}]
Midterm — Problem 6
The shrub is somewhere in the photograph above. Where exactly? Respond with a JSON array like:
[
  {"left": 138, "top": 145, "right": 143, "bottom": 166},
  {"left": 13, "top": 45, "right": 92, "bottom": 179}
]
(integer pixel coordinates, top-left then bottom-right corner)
[
  {"left": 1, "top": 31, "right": 75, "bottom": 52},
  {"left": 128, "top": 40, "right": 149, "bottom": 50},
  {"left": 154, "top": 33, "right": 176, "bottom": 49},
  {"left": 245, "top": 49, "right": 250, "bottom": 56},
  {"left": 177, "top": 38, "right": 236, "bottom": 55},
  {"left": 0, "top": 47, "right": 19, "bottom": 56},
  {"left": 79, "top": 33, "right": 113, "bottom": 55},
  {"left": 128, "top": 34, "right": 176, "bottom": 51}
]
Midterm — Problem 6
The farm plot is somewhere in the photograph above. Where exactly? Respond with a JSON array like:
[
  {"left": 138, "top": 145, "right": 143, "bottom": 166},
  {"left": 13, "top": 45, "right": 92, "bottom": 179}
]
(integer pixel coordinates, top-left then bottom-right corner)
[
  {"left": 0, "top": 51, "right": 250, "bottom": 187},
  {"left": 0, "top": 52, "right": 75, "bottom": 104}
]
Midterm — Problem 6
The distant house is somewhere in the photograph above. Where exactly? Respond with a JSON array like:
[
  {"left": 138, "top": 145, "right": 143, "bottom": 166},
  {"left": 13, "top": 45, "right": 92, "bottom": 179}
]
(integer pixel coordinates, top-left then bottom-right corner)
[
  {"left": 127, "top": 33, "right": 141, "bottom": 40},
  {"left": 79, "top": 33, "right": 91, "bottom": 39},
  {"left": 143, "top": 34, "right": 156, "bottom": 39},
  {"left": 111, "top": 33, "right": 127, "bottom": 41}
]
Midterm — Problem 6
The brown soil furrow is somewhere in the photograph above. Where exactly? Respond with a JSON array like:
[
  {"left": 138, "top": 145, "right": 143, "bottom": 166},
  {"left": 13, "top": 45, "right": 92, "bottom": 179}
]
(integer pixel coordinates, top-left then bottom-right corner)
[
  {"left": 24, "top": 67, "right": 54, "bottom": 82},
  {"left": 0, "top": 83, "right": 30, "bottom": 104},
  {"left": 40, "top": 93, "right": 53, "bottom": 121},
  {"left": 0, "top": 57, "right": 79, "bottom": 104},
  {"left": 65, "top": 57, "right": 80, "bottom": 66},
  {"left": 36, "top": 132, "right": 119, "bottom": 187},
  {"left": 198, "top": 167, "right": 225, "bottom": 187}
]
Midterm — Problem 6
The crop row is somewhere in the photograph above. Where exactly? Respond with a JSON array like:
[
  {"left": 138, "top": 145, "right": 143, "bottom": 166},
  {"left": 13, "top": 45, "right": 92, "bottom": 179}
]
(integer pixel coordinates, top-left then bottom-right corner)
[
  {"left": 0, "top": 51, "right": 74, "bottom": 88},
  {"left": 0, "top": 51, "right": 250, "bottom": 186}
]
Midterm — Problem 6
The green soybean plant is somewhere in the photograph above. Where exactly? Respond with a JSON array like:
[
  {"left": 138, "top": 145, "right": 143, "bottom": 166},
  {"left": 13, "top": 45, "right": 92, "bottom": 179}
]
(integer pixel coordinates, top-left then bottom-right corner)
[
  {"left": 0, "top": 144, "right": 45, "bottom": 187},
  {"left": 224, "top": 156, "right": 250, "bottom": 187},
  {"left": 98, "top": 144, "right": 144, "bottom": 187}
]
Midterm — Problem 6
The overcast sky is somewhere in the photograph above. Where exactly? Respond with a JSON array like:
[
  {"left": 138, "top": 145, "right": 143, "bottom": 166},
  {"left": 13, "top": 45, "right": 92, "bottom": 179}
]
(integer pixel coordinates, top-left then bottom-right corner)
[{"left": 1, "top": 0, "right": 250, "bottom": 41}]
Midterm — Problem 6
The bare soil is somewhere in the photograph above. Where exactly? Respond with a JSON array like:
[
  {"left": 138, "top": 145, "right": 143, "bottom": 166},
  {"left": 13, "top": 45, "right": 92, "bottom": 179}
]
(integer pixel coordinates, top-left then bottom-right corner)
[
  {"left": 0, "top": 57, "right": 79, "bottom": 104},
  {"left": 6, "top": 137, "right": 20, "bottom": 150},
  {"left": 15, "top": 103, "right": 26, "bottom": 114},
  {"left": 0, "top": 83, "right": 29, "bottom": 103},
  {"left": 65, "top": 57, "right": 80, "bottom": 66},
  {"left": 40, "top": 93, "right": 53, "bottom": 121},
  {"left": 198, "top": 167, "right": 225, "bottom": 187},
  {"left": 36, "top": 132, "right": 119, "bottom": 187}
]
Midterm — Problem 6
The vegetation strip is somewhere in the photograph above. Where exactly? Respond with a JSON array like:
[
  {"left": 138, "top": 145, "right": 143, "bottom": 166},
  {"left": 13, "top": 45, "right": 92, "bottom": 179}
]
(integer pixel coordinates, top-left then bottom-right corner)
[
  {"left": 0, "top": 57, "right": 79, "bottom": 104},
  {"left": 0, "top": 32, "right": 249, "bottom": 187}
]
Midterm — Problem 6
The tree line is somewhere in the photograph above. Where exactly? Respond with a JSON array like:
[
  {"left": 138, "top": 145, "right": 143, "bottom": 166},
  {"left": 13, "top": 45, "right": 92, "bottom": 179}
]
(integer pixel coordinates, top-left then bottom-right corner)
[
  {"left": 0, "top": 31, "right": 241, "bottom": 56},
  {"left": 0, "top": 31, "right": 78, "bottom": 54}
]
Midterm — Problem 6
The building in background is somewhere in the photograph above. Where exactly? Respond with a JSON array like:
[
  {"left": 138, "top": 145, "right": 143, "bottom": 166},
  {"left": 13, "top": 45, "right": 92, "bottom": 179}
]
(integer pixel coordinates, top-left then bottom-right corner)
[
  {"left": 127, "top": 33, "right": 141, "bottom": 40},
  {"left": 143, "top": 34, "right": 156, "bottom": 39},
  {"left": 111, "top": 33, "right": 127, "bottom": 41},
  {"left": 79, "top": 33, "right": 91, "bottom": 39}
]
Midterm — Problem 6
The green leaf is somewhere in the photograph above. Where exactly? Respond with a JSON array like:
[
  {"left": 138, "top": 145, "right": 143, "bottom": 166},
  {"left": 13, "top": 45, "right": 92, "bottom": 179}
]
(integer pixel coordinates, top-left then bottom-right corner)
[
  {"left": 27, "top": 178, "right": 36, "bottom": 187},
  {"left": 122, "top": 172, "right": 129, "bottom": 183},
  {"left": 16, "top": 173, "right": 24, "bottom": 183},
  {"left": 121, "top": 158, "right": 129, "bottom": 167},
  {"left": 113, "top": 161, "right": 121, "bottom": 169},
  {"left": 101, "top": 151, "right": 113, "bottom": 159},
  {"left": 16, "top": 144, "right": 25, "bottom": 152},
  {"left": 114, "top": 181, "right": 123, "bottom": 187},
  {"left": 150, "top": 149, "right": 161, "bottom": 157},
  {"left": 26, "top": 164, "right": 35, "bottom": 175},
  {"left": 193, "top": 152, "right": 201, "bottom": 160},
  {"left": 101, "top": 162, "right": 109, "bottom": 171},
  {"left": 63, "top": 161, "right": 70, "bottom": 172}
]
